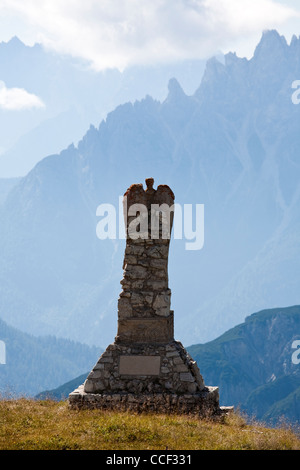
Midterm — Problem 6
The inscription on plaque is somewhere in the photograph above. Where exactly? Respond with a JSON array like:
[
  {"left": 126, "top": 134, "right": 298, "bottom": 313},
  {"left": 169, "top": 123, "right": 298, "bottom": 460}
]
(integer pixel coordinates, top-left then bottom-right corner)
[
  {"left": 119, "top": 355, "right": 161, "bottom": 376},
  {"left": 117, "top": 315, "right": 174, "bottom": 343}
]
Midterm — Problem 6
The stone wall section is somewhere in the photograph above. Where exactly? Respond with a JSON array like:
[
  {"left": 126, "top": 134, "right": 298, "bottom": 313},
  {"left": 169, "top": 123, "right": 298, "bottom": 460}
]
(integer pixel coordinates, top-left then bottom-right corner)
[
  {"left": 83, "top": 340, "right": 205, "bottom": 395},
  {"left": 69, "top": 385, "right": 220, "bottom": 416}
]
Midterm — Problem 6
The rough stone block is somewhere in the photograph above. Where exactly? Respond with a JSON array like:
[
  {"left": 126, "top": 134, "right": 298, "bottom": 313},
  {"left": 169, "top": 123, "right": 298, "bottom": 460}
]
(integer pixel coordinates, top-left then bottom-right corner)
[{"left": 179, "top": 372, "right": 195, "bottom": 382}]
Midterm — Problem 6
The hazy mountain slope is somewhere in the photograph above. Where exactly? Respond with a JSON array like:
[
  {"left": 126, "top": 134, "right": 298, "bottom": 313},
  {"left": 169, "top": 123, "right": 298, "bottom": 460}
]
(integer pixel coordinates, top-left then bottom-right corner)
[
  {"left": 0, "top": 30, "right": 299, "bottom": 348},
  {"left": 0, "top": 178, "right": 21, "bottom": 205},
  {"left": 181, "top": 31, "right": 300, "bottom": 342},
  {"left": 244, "top": 375, "right": 300, "bottom": 425},
  {"left": 262, "top": 387, "right": 300, "bottom": 425},
  {"left": 35, "top": 373, "right": 88, "bottom": 401},
  {"left": 188, "top": 305, "right": 300, "bottom": 425},
  {"left": 0, "top": 318, "right": 100, "bottom": 396}
]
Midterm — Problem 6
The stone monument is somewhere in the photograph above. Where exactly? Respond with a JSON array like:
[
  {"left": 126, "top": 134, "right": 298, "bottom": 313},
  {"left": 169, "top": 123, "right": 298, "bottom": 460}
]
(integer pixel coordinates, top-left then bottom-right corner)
[{"left": 69, "top": 179, "right": 223, "bottom": 416}]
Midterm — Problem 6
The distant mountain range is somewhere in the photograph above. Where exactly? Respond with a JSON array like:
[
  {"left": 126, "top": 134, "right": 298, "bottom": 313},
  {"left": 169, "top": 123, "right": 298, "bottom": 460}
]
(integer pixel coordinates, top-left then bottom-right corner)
[
  {"left": 0, "top": 29, "right": 299, "bottom": 351},
  {"left": 0, "top": 36, "right": 206, "bottom": 177},
  {"left": 36, "top": 306, "right": 300, "bottom": 427},
  {"left": 0, "top": 178, "right": 20, "bottom": 204},
  {"left": 189, "top": 305, "right": 300, "bottom": 426},
  {"left": 0, "top": 317, "right": 100, "bottom": 397}
]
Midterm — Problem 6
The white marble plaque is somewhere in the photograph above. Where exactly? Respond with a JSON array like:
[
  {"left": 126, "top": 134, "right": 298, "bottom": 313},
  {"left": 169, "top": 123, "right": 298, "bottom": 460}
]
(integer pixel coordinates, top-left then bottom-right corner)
[{"left": 119, "top": 355, "right": 161, "bottom": 375}]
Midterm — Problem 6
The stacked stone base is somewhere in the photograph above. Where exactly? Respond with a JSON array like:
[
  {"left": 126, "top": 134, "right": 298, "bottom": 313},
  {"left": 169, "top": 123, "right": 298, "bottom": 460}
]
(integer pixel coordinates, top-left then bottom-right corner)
[
  {"left": 69, "top": 385, "right": 221, "bottom": 417},
  {"left": 84, "top": 341, "right": 205, "bottom": 394},
  {"left": 69, "top": 340, "right": 224, "bottom": 417}
]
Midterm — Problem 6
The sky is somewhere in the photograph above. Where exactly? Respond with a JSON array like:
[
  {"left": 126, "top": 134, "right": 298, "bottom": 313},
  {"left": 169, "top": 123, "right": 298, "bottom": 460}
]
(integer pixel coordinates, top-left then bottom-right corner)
[
  {"left": 0, "top": 0, "right": 299, "bottom": 71},
  {"left": 0, "top": 80, "right": 45, "bottom": 110},
  {"left": 0, "top": 0, "right": 299, "bottom": 115}
]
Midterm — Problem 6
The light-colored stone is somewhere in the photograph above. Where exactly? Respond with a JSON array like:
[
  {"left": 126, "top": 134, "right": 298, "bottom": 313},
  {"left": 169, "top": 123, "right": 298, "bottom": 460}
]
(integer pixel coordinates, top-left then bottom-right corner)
[
  {"left": 118, "top": 297, "right": 133, "bottom": 317},
  {"left": 153, "top": 292, "right": 171, "bottom": 316},
  {"left": 179, "top": 372, "right": 195, "bottom": 382},
  {"left": 175, "top": 364, "right": 189, "bottom": 373},
  {"left": 173, "top": 356, "right": 184, "bottom": 365}
]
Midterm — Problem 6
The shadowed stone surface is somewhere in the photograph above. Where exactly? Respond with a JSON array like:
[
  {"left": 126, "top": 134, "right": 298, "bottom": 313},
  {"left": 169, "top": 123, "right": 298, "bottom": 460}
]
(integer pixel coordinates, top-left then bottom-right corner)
[{"left": 69, "top": 179, "right": 226, "bottom": 416}]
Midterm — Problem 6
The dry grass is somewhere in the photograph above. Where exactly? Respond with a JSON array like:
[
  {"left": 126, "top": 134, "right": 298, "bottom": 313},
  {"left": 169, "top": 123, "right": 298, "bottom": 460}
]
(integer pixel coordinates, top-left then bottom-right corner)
[{"left": 0, "top": 398, "right": 299, "bottom": 450}]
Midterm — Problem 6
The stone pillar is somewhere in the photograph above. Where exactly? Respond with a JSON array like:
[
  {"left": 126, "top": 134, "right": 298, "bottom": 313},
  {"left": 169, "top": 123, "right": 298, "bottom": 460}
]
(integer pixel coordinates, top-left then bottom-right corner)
[
  {"left": 116, "top": 178, "right": 175, "bottom": 344},
  {"left": 69, "top": 179, "right": 224, "bottom": 417}
]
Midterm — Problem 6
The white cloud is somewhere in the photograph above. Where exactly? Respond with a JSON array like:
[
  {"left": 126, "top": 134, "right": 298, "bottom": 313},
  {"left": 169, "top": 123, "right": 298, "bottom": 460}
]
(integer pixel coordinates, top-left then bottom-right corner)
[
  {"left": 0, "top": 0, "right": 299, "bottom": 70},
  {"left": 0, "top": 81, "right": 45, "bottom": 110}
]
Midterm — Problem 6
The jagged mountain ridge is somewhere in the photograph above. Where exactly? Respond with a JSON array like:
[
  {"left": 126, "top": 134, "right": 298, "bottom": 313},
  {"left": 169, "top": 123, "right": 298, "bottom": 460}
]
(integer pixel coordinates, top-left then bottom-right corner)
[
  {"left": 0, "top": 36, "right": 206, "bottom": 177},
  {"left": 0, "top": 30, "right": 299, "bottom": 348}
]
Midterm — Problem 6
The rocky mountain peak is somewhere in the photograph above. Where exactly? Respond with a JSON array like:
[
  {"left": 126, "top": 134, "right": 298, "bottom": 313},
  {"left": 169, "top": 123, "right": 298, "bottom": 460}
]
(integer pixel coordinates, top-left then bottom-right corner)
[
  {"left": 164, "top": 77, "right": 187, "bottom": 103},
  {"left": 253, "top": 29, "right": 288, "bottom": 61}
]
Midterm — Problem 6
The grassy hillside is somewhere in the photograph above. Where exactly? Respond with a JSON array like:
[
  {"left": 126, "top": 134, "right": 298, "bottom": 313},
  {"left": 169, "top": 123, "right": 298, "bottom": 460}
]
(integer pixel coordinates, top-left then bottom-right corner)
[{"left": 0, "top": 398, "right": 299, "bottom": 450}]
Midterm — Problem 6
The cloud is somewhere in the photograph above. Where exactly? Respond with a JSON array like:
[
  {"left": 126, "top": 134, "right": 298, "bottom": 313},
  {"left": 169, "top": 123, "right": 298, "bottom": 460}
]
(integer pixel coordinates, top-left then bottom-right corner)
[
  {"left": 0, "top": 81, "right": 45, "bottom": 110},
  {"left": 0, "top": 0, "right": 298, "bottom": 70}
]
